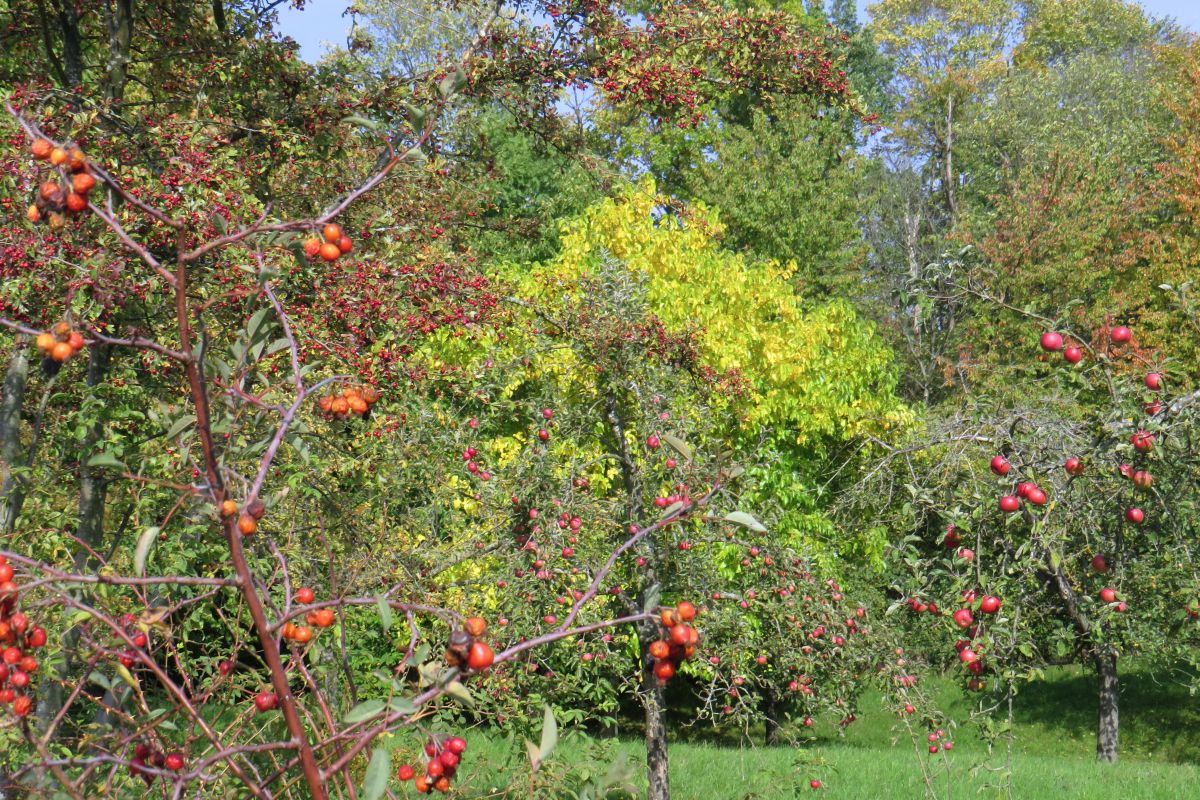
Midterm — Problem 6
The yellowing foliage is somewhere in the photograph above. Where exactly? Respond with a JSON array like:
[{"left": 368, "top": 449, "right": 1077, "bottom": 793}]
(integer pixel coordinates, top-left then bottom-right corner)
[{"left": 517, "top": 180, "right": 908, "bottom": 444}]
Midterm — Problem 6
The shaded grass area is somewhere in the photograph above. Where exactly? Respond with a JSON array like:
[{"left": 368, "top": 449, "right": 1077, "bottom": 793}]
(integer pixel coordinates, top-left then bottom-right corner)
[{"left": 446, "top": 665, "right": 1199, "bottom": 798}]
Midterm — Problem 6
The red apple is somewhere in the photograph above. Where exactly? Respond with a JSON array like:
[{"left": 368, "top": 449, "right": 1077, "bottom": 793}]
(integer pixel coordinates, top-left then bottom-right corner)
[
  {"left": 1017, "top": 482, "right": 1035, "bottom": 499},
  {"left": 957, "top": 547, "right": 974, "bottom": 562},
  {"left": 1133, "top": 470, "right": 1153, "bottom": 490},
  {"left": 979, "top": 595, "right": 1001, "bottom": 614},
  {"left": 953, "top": 609, "right": 973, "bottom": 628},
  {"left": 1040, "top": 331, "right": 1064, "bottom": 351},
  {"left": 1064, "top": 457, "right": 1084, "bottom": 476},
  {"left": 999, "top": 495, "right": 1020, "bottom": 513},
  {"left": 1111, "top": 326, "right": 1132, "bottom": 343},
  {"left": 1130, "top": 431, "right": 1155, "bottom": 452},
  {"left": 1100, "top": 588, "right": 1117, "bottom": 604},
  {"left": 989, "top": 456, "right": 1010, "bottom": 476},
  {"left": 1091, "top": 554, "right": 1109, "bottom": 573},
  {"left": 1125, "top": 507, "right": 1144, "bottom": 525},
  {"left": 254, "top": 692, "right": 279, "bottom": 713},
  {"left": 1063, "top": 346, "right": 1083, "bottom": 364},
  {"left": 959, "top": 648, "right": 979, "bottom": 664},
  {"left": 1027, "top": 487, "right": 1047, "bottom": 506},
  {"left": 1144, "top": 373, "right": 1162, "bottom": 391}
]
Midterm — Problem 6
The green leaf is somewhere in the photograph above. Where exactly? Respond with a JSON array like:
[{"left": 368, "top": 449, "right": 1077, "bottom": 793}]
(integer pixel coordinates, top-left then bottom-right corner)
[
  {"left": 266, "top": 337, "right": 292, "bottom": 356},
  {"left": 377, "top": 596, "right": 393, "bottom": 633},
  {"left": 342, "top": 114, "right": 382, "bottom": 131},
  {"left": 438, "top": 65, "right": 466, "bottom": 99},
  {"left": 443, "top": 680, "right": 473, "bottom": 706},
  {"left": 133, "top": 527, "right": 160, "bottom": 577},
  {"left": 724, "top": 511, "right": 767, "bottom": 533},
  {"left": 115, "top": 664, "right": 139, "bottom": 691},
  {"left": 361, "top": 746, "right": 391, "bottom": 800},
  {"left": 660, "top": 501, "right": 684, "bottom": 519},
  {"left": 343, "top": 699, "right": 387, "bottom": 724},
  {"left": 417, "top": 660, "right": 441, "bottom": 687},
  {"left": 663, "top": 433, "right": 692, "bottom": 461},
  {"left": 87, "top": 451, "right": 125, "bottom": 469},
  {"left": 164, "top": 414, "right": 196, "bottom": 441},
  {"left": 538, "top": 703, "right": 558, "bottom": 762},
  {"left": 405, "top": 104, "right": 428, "bottom": 129},
  {"left": 641, "top": 584, "right": 661, "bottom": 614},
  {"left": 87, "top": 671, "right": 111, "bottom": 690},
  {"left": 401, "top": 147, "right": 427, "bottom": 165},
  {"left": 388, "top": 696, "right": 416, "bottom": 716},
  {"left": 246, "top": 307, "right": 271, "bottom": 341}
]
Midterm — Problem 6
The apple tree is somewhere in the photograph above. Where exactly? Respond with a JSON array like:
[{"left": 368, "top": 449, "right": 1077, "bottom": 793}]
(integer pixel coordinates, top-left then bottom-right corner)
[{"left": 844, "top": 313, "right": 1200, "bottom": 765}]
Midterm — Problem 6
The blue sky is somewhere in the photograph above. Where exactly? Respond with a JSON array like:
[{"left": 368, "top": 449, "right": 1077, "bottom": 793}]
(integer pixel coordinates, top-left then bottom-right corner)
[{"left": 278, "top": 0, "right": 1199, "bottom": 62}]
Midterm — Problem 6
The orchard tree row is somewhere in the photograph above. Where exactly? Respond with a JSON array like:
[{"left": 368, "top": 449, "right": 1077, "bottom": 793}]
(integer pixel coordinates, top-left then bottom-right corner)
[{"left": 2, "top": 0, "right": 1200, "bottom": 798}]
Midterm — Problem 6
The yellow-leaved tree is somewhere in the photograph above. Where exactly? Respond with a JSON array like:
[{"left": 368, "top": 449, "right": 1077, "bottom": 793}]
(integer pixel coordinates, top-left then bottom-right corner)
[{"left": 514, "top": 179, "right": 908, "bottom": 446}]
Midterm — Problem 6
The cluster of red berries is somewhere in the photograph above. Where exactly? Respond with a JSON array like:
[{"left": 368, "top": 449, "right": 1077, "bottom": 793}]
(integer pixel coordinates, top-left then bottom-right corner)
[
  {"left": 116, "top": 613, "right": 151, "bottom": 668},
  {"left": 316, "top": 384, "right": 381, "bottom": 419},
  {"left": 27, "top": 138, "right": 95, "bottom": 228},
  {"left": 445, "top": 616, "right": 495, "bottom": 672},
  {"left": 398, "top": 735, "right": 468, "bottom": 794},
  {"left": 0, "top": 556, "right": 46, "bottom": 717},
  {"left": 35, "top": 321, "right": 86, "bottom": 363},
  {"left": 647, "top": 601, "right": 699, "bottom": 683},
  {"left": 294, "top": 586, "right": 337, "bottom": 634},
  {"left": 129, "top": 742, "right": 185, "bottom": 785},
  {"left": 303, "top": 223, "right": 353, "bottom": 262}
]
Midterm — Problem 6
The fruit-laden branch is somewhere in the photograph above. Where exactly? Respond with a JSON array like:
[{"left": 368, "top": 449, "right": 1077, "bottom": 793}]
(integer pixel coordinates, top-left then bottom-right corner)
[
  {"left": 556, "top": 485, "right": 716, "bottom": 631},
  {"left": 4, "top": 102, "right": 181, "bottom": 229},
  {"left": 0, "top": 319, "right": 186, "bottom": 362},
  {"left": 16, "top": 590, "right": 273, "bottom": 800}
]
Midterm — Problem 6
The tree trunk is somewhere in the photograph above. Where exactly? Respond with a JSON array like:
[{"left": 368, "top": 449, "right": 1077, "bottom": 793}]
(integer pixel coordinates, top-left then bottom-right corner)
[
  {"left": 642, "top": 651, "right": 671, "bottom": 800},
  {"left": 0, "top": 342, "right": 30, "bottom": 533},
  {"left": 104, "top": 0, "right": 134, "bottom": 101},
  {"left": 764, "top": 688, "right": 781, "bottom": 746},
  {"left": 49, "top": 0, "right": 84, "bottom": 89},
  {"left": 1096, "top": 648, "right": 1119, "bottom": 763}
]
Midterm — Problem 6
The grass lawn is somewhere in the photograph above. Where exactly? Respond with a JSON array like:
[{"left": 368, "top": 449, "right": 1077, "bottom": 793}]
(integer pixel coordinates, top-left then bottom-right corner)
[{"left": 441, "top": 665, "right": 1200, "bottom": 798}]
